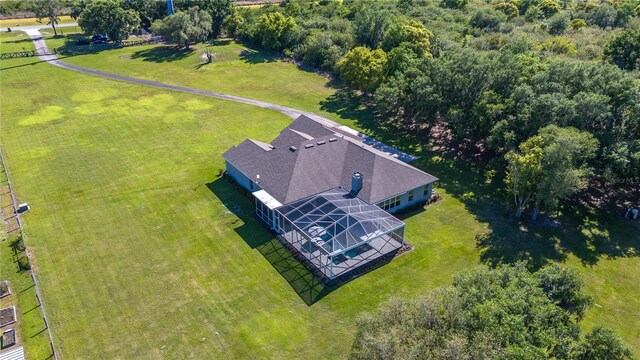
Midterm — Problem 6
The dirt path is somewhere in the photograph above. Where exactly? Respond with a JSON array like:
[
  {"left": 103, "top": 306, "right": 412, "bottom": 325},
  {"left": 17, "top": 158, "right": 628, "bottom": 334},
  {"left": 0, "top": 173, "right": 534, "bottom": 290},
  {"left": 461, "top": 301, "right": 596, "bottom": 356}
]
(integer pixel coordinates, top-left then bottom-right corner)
[{"left": 23, "top": 29, "right": 340, "bottom": 126}]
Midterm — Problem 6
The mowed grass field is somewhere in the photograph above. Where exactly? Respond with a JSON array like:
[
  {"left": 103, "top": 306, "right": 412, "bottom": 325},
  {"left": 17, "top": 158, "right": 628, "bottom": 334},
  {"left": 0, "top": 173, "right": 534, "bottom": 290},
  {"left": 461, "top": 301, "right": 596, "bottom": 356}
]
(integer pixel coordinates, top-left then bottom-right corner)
[
  {"left": 0, "top": 55, "right": 486, "bottom": 358},
  {"left": 0, "top": 35, "right": 638, "bottom": 358},
  {"left": 51, "top": 38, "right": 353, "bottom": 124},
  {"left": 0, "top": 30, "right": 35, "bottom": 53}
]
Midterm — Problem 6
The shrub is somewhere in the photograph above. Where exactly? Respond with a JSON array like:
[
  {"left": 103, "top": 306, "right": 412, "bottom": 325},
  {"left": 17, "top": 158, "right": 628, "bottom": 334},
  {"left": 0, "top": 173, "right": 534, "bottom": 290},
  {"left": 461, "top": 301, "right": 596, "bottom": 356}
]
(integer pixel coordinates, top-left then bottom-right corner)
[
  {"left": 604, "top": 28, "right": 640, "bottom": 70},
  {"left": 470, "top": 8, "right": 508, "bottom": 32},
  {"left": 571, "top": 18, "right": 587, "bottom": 29},
  {"left": 541, "top": 36, "right": 577, "bottom": 54},
  {"left": 18, "top": 255, "right": 31, "bottom": 271},
  {"left": 590, "top": 3, "right": 617, "bottom": 28},
  {"left": 441, "top": 0, "right": 469, "bottom": 9},
  {"left": 547, "top": 11, "right": 570, "bottom": 34},
  {"left": 494, "top": 2, "right": 519, "bottom": 18},
  {"left": 539, "top": 0, "right": 561, "bottom": 18},
  {"left": 302, "top": 32, "right": 345, "bottom": 71},
  {"left": 524, "top": 5, "right": 542, "bottom": 21}
]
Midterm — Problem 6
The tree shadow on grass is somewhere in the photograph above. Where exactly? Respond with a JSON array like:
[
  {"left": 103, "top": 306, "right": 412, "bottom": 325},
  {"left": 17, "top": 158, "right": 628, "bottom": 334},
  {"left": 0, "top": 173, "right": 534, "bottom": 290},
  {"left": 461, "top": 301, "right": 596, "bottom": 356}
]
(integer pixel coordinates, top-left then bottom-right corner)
[
  {"left": 206, "top": 178, "right": 334, "bottom": 305},
  {"left": 415, "top": 144, "right": 638, "bottom": 270},
  {"left": 238, "top": 47, "right": 277, "bottom": 64},
  {"left": 317, "top": 90, "right": 639, "bottom": 270},
  {"left": 130, "top": 46, "right": 195, "bottom": 63},
  {"left": 3, "top": 36, "right": 38, "bottom": 47}
]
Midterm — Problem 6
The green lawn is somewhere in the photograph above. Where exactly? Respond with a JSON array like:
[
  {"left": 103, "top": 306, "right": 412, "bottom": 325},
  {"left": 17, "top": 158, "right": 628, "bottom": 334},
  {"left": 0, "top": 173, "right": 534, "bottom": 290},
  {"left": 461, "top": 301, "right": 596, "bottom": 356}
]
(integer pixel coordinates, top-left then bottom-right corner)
[
  {"left": 49, "top": 38, "right": 357, "bottom": 125},
  {"left": 0, "top": 30, "right": 35, "bottom": 53},
  {"left": 0, "top": 40, "right": 638, "bottom": 359},
  {"left": 0, "top": 56, "right": 486, "bottom": 359}
]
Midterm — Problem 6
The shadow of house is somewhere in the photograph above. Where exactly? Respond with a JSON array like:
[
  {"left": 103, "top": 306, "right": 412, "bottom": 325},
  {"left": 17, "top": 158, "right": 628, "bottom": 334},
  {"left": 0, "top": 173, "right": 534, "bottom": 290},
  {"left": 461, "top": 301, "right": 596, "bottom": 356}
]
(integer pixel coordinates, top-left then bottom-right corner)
[
  {"left": 206, "top": 178, "right": 334, "bottom": 305},
  {"left": 130, "top": 46, "right": 195, "bottom": 63}
]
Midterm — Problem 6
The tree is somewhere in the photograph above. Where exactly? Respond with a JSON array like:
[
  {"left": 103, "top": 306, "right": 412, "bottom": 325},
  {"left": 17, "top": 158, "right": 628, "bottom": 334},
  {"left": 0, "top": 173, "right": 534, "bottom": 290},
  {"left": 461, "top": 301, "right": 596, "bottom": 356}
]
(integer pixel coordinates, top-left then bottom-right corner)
[
  {"left": 539, "top": 0, "right": 561, "bottom": 18},
  {"left": 531, "top": 125, "right": 599, "bottom": 220},
  {"left": 338, "top": 47, "right": 387, "bottom": 92},
  {"left": 175, "top": 0, "right": 232, "bottom": 35},
  {"left": 351, "top": 263, "right": 632, "bottom": 360},
  {"left": 222, "top": 7, "right": 243, "bottom": 38},
  {"left": 352, "top": 8, "right": 391, "bottom": 48},
  {"left": 494, "top": 2, "right": 519, "bottom": 18},
  {"left": 69, "top": 0, "right": 88, "bottom": 20},
  {"left": 570, "top": 18, "right": 587, "bottom": 30},
  {"left": 604, "top": 28, "right": 640, "bottom": 71},
  {"left": 381, "top": 20, "right": 433, "bottom": 57},
  {"left": 573, "top": 327, "right": 634, "bottom": 360},
  {"left": 194, "top": 0, "right": 232, "bottom": 37},
  {"left": 505, "top": 135, "right": 544, "bottom": 218},
  {"left": 79, "top": 0, "right": 140, "bottom": 43},
  {"left": 547, "top": 11, "right": 570, "bottom": 35},
  {"left": 254, "top": 12, "right": 296, "bottom": 50},
  {"left": 470, "top": 8, "right": 508, "bottom": 32},
  {"left": 591, "top": 4, "right": 618, "bottom": 29},
  {"left": 121, "top": 0, "right": 167, "bottom": 29},
  {"left": 33, "top": 0, "right": 64, "bottom": 36},
  {"left": 441, "top": 0, "right": 468, "bottom": 9},
  {"left": 536, "top": 265, "right": 594, "bottom": 320},
  {"left": 151, "top": 7, "right": 212, "bottom": 49},
  {"left": 302, "top": 32, "right": 345, "bottom": 71}
]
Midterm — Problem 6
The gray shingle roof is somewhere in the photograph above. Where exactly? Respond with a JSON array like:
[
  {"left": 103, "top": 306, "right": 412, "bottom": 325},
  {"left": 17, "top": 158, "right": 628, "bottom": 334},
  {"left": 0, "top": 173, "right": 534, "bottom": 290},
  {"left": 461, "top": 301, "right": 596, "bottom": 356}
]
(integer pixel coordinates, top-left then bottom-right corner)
[{"left": 222, "top": 116, "right": 437, "bottom": 205}]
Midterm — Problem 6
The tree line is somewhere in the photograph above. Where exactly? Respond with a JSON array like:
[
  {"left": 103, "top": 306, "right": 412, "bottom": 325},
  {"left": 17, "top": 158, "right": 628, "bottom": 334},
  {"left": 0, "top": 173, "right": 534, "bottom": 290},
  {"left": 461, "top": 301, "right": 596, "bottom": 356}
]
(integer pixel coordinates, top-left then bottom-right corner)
[
  {"left": 224, "top": 0, "right": 639, "bottom": 220},
  {"left": 350, "top": 263, "right": 633, "bottom": 360},
  {"left": 7, "top": 0, "right": 637, "bottom": 217}
]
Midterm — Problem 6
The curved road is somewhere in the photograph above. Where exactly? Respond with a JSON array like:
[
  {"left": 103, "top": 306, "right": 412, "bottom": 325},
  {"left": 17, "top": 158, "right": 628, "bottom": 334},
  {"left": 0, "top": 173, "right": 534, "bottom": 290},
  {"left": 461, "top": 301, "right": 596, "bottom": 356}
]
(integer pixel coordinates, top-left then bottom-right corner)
[{"left": 23, "top": 28, "right": 340, "bottom": 126}]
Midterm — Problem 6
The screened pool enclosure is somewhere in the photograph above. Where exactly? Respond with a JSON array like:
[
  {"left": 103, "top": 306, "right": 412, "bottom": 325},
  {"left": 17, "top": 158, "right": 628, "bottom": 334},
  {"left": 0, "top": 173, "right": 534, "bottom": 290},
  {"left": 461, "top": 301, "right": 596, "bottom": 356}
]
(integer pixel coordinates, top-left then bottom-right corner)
[{"left": 257, "top": 188, "right": 406, "bottom": 280}]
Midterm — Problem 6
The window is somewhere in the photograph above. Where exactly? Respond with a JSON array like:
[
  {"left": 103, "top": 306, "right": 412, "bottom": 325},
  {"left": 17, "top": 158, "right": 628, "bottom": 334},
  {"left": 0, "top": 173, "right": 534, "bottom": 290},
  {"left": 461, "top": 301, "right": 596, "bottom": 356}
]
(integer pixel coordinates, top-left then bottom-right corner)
[
  {"left": 408, "top": 190, "right": 414, "bottom": 202},
  {"left": 378, "top": 196, "right": 401, "bottom": 211},
  {"left": 423, "top": 185, "right": 430, "bottom": 196},
  {"left": 250, "top": 180, "right": 254, "bottom": 190}
]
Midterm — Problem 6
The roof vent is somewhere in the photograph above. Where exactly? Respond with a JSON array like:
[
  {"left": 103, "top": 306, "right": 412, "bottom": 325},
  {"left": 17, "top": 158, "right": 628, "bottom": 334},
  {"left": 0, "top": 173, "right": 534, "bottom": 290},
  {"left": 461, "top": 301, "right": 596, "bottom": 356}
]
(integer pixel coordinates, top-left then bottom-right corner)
[
  {"left": 289, "top": 146, "right": 297, "bottom": 152},
  {"left": 317, "top": 140, "right": 326, "bottom": 145},
  {"left": 351, "top": 172, "right": 363, "bottom": 195},
  {"left": 328, "top": 137, "right": 337, "bottom": 142},
  {"left": 304, "top": 144, "right": 314, "bottom": 149}
]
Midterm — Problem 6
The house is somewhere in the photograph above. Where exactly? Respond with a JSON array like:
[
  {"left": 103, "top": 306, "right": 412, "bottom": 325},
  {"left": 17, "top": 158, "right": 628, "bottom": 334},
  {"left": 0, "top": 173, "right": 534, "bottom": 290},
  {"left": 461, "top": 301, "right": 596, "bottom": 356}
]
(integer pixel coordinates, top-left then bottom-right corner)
[{"left": 222, "top": 115, "right": 438, "bottom": 280}]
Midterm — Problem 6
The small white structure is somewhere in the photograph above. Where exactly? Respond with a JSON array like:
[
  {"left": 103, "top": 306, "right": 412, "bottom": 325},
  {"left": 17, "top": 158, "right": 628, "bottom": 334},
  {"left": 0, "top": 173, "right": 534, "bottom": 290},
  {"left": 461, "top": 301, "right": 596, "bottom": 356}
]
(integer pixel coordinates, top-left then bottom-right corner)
[{"left": 16, "top": 203, "right": 29, "bottom": 213}]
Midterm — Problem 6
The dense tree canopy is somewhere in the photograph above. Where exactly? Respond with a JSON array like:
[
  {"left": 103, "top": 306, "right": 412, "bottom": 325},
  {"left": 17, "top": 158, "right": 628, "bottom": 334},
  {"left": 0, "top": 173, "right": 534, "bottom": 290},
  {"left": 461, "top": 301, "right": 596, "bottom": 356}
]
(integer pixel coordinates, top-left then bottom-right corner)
[
  {"left": 151, "top": 7, "right": 212, "bottom": 49},
  {"left": 338, "top": 47, "right": 387, "bottom": 92},
  {"left": 605, "top": 28, "right": 640, "bottom": 70},
  {"left": 351, "top": 263, "right": 631, "bottom": 360},
  {"left": 175, "top": 0, "right": 232, "bottom": 37},
  {"left": 254, "top": 12, "right": 295, "bottom": 50},
  {"left": 78, "top": 0, "right": 140, "bottom": 43}
]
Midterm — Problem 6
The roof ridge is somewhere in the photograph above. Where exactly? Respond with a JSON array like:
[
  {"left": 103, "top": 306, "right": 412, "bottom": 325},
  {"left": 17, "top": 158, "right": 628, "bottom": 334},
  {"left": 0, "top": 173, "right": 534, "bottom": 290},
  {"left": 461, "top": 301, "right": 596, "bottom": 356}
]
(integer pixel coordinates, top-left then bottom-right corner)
[{"left": 289, "top": 128, "right": 314, "bottom": 140}]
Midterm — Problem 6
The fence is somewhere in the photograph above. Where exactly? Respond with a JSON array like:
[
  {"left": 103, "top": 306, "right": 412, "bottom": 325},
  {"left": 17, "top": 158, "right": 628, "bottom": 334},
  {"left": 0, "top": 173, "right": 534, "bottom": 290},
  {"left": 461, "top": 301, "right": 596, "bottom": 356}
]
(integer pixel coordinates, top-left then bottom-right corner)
[
  {"left": 0, "top": 50, "right": 38, "bottom": 59},
  {"left": 0, "top": 148, "right": 59, "bottom": 360}
]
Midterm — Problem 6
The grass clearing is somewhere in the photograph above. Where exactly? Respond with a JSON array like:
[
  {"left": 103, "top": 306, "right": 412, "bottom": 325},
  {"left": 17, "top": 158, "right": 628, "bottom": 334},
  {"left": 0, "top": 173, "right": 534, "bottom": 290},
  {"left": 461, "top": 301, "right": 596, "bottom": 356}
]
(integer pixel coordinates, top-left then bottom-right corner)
[
  {"left": 0, "top": 56, "right": 485, "bottom": 358},
  {"left": 1, "top": 39, "right": 638, "bottom": 358},
  {"left": 49, "top": 38, "right": 354, "bottom": 125},
  {"left": 0, "top": 30, "right": 35, "bottom": 53}
]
